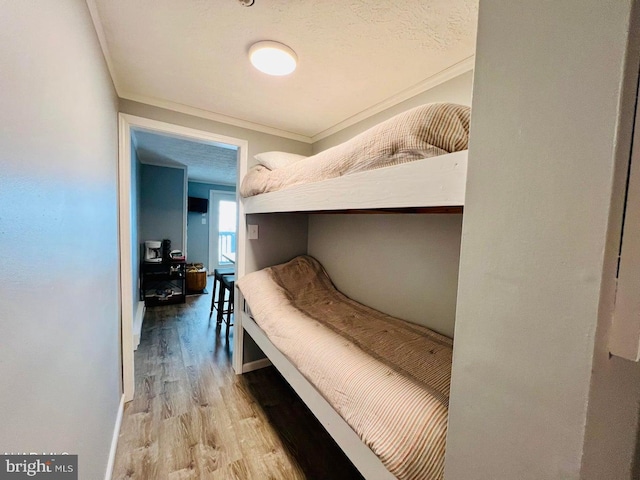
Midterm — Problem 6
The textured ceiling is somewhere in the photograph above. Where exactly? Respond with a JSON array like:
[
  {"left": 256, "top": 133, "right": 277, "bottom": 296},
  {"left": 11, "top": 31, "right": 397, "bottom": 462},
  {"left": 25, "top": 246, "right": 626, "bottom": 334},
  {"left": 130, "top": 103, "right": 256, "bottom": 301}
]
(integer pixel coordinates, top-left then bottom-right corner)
[
  {"left": 89, "top": 0, "right": 478, "bottom": 141},
  {"left": 132, "top": 129, "right": 238, "bottom": 185}
]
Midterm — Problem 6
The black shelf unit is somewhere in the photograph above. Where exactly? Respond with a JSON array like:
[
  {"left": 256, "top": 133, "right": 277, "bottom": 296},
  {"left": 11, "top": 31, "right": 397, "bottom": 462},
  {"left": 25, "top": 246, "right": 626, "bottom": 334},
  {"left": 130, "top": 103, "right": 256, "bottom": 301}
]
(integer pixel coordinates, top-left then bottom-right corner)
[{"left": 141, "top": 260, "right": 186, "bottom": 307}]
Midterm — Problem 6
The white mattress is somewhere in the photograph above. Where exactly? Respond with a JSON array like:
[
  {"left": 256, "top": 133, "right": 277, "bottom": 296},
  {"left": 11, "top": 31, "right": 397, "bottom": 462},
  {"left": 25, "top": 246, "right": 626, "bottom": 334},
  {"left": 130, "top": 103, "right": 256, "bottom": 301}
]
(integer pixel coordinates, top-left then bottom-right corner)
[{"left": 237, "top": 256, "right": 453, "bottom": 480}]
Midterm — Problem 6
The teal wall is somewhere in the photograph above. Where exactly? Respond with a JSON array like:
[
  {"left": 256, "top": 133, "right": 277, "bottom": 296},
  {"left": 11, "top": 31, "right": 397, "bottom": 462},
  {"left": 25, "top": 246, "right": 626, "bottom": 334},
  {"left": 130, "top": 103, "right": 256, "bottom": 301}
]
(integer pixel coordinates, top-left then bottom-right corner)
[{"left": 140, "top": 164, "right": 185, "bottom": 251}]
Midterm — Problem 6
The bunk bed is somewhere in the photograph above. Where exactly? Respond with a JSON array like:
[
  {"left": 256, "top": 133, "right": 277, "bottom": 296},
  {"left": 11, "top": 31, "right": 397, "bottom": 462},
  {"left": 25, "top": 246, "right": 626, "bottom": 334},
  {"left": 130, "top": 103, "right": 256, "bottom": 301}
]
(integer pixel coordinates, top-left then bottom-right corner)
[
  {"left": 241, "top": 103, "right": 470, "bottom": 214},
  {"left": 238, "top": 255, "right": 452, "bottom": 480},
  {"left": 236, "top": 102, "right": 470, "bottom": 480}
]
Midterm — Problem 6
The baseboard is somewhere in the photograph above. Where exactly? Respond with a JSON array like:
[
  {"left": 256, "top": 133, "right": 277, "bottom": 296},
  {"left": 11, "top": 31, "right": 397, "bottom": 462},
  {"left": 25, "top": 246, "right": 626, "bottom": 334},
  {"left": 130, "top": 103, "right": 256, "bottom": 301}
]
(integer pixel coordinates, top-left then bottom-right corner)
[
  {"left": 242, "top": 357, "right": 272, "bottom": 373},
  {"left": 133, "top": 301, "right": 145, "bottom": 350},
  {"left": 104, "top": 394, "right": 125, "bottom": 480}
]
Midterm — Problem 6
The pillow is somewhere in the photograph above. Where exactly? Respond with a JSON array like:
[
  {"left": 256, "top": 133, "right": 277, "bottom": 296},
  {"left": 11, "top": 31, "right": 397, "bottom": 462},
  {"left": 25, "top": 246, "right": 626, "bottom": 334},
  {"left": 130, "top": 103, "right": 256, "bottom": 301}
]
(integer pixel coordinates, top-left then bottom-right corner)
[
  {"left": 254, "top": 151, "right": 307, "bottom": 170},
  {"left": 361, "top": 102, "right": 470, "bottom": 155}
]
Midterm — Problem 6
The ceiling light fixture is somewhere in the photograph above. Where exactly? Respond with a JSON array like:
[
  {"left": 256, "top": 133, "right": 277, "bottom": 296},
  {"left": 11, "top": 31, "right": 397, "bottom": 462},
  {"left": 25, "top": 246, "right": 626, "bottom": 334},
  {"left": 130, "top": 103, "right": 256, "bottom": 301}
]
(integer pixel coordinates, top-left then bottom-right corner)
[{"left": 249, "top": 41, "right": 297, "bottom": 76}]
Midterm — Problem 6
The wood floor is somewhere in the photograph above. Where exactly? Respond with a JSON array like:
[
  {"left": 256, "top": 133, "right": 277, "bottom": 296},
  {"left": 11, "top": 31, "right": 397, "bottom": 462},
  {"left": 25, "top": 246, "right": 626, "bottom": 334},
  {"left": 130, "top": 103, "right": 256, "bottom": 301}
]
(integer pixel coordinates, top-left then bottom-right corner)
[{"left": 112, "top": 279, "right": 364, "bottom": 480}]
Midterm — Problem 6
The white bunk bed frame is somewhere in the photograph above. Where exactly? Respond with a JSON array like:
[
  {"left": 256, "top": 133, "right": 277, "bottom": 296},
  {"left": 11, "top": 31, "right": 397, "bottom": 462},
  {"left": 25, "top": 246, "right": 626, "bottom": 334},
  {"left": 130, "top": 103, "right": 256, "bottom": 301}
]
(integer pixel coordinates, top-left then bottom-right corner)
[
  {"left": 242, "top": 150, "right": 467, "bottom": 214},
  {"left": 235, "top": 150, "right": 468, "bottom": 480}
]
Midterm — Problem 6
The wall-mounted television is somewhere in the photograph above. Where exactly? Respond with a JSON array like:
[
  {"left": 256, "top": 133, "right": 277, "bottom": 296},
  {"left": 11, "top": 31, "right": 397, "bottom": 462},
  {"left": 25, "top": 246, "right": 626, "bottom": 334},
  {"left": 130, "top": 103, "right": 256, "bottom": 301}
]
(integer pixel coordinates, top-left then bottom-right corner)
[{"left": 188, "top": 196, "right": 208, "bottom": 213}]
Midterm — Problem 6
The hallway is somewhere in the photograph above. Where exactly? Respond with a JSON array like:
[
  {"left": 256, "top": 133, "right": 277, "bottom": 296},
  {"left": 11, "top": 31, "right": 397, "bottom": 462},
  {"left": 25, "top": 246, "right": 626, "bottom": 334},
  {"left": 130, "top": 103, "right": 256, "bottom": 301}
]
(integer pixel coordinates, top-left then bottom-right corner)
[{"left": 112, "top": 281, "right": 363, "bottom": 479}]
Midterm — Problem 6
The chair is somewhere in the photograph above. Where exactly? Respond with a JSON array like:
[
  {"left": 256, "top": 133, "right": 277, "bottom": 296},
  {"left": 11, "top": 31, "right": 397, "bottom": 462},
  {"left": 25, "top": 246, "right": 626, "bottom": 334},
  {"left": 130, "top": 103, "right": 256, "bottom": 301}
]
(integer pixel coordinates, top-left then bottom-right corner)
[
  {"left": 210, "top": 267, "right": 234, "bottom": 316},
  {"left": 216, "top": 275, "right": 235, "bottom": 336}
]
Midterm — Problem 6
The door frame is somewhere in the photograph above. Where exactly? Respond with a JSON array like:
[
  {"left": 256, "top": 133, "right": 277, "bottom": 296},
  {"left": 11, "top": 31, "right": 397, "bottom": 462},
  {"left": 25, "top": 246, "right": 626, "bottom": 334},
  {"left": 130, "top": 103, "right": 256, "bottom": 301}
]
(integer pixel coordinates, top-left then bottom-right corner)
[
  {"left": 208, "top": 190, "right": 237, "bottom": 272},
  {"left": 118, "top": 113, "right": 248, "bottom": 401}
]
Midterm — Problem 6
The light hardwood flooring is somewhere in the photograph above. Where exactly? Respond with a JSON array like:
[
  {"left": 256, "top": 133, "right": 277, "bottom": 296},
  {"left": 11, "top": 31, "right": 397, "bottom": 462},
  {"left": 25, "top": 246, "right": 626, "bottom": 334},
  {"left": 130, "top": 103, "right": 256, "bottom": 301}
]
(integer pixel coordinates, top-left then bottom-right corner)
[{"left": 112, "top": 278, "right": 363, "bottom": 479}]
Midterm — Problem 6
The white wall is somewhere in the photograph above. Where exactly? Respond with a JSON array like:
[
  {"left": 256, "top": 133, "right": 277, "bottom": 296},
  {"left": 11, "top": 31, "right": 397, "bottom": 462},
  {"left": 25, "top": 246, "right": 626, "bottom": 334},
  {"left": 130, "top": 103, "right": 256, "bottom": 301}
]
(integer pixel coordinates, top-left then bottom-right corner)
[
  {"left": 308, "top": 214, "right": 462, "bottom": 338},
  {"left": 445, "top": 1, "right": 640, "bottom": 479},
  {"left": 0, "top": 2, "right": 120, "bottom": 479}
]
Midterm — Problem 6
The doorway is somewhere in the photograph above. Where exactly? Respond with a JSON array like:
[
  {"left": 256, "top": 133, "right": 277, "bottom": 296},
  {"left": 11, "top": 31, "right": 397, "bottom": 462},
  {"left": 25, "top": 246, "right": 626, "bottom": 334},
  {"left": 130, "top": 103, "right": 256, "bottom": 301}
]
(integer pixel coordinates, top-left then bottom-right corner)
[{"left": 118, "top": 113, "right": 248, "bottom": 401}]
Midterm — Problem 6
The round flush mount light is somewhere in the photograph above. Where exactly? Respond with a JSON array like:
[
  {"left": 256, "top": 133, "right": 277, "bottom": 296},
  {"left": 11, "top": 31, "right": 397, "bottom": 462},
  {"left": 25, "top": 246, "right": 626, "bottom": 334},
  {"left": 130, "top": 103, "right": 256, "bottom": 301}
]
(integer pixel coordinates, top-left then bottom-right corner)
[{"left": 249, "top": 41, "right": 297, "bottom": 76}]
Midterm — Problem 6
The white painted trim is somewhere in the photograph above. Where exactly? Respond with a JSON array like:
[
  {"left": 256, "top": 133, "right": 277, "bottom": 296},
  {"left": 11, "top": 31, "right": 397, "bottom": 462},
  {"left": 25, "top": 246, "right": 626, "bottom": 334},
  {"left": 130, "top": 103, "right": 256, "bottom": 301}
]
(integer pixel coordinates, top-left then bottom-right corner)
[
  {"left": 610, "top": 87, "right": 640, "bottom": 360},
  {"left": 117, "top": 57, "right": 473, "bottom": 144},
  {"left": 243, "top": 150, "right": 467, "bottom": 214},
  {"left": 133, "top": 301, "right": 145, "bottom": 350},
  {"left": 104, "top": 394, "right": 125, "bottom": 480},
  {"left": 86, "top": 2, "right": 472, "bottom": 144},
  {"left": 121, "top": 114, "right": 249, "bottom": 150},
  {"left": 182, "top": 165, "right": 188, "bottom": 256},
  {"left": 233, "top": 132, "right": 249, "bottom": 375},
  {"left": 130, "top": 129, "right": 138, "bottom": 151},
  {"left": 119, "top": 113, "right": 249, "bottom": 380},
  {"left": 242, "top": 357, "right": 272, "bottom": 373},
  {"left": 118, "top": 114, "right": 135, "bottom": 403},
  {"left": 120, "top": 91, "right": 312, "bottom": 143},
  {"left": 311, "top": 56, "right": 476, "bottom": 142}
]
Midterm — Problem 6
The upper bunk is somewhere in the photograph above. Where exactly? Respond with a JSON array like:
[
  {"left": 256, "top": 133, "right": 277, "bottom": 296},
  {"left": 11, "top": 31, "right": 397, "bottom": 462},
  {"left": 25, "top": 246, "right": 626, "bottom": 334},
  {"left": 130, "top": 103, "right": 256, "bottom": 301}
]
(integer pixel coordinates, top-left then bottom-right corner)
[
  {"left": 242, "top": 149, "right": 467, "bottom": 214},
  {"left": 240, "top": 103, "right": 470, "bottom": 215}
]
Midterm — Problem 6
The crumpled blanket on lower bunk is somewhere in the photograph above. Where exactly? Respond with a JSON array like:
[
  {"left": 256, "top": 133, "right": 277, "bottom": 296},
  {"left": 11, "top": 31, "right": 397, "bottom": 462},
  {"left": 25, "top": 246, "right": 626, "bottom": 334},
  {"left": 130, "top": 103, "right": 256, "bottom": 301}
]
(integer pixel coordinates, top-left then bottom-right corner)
[
  {"left": 240, "top": 103, "right": 470, "bottom": 198},
  {"left": 237, "top": 255, "right": 453, "bottom": 480}
]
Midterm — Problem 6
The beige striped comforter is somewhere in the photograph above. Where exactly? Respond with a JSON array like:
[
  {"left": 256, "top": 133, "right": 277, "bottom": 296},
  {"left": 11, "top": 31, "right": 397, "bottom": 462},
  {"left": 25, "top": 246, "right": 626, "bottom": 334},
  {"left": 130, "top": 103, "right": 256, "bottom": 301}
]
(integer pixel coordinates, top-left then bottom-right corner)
[
  {"left": 240, "top": 103, "right": 470, "bottom": 198},
  {"left": 237, "top": 256, "right": 453, "bottom": 480}
]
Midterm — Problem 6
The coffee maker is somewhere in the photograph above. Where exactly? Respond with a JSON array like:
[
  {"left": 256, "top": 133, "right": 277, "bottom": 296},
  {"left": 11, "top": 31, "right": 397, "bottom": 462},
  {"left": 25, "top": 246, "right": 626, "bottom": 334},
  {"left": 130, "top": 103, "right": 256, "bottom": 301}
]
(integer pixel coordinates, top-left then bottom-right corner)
[{"left": 144, "top": 240, "right": 163, "bottom": 263}]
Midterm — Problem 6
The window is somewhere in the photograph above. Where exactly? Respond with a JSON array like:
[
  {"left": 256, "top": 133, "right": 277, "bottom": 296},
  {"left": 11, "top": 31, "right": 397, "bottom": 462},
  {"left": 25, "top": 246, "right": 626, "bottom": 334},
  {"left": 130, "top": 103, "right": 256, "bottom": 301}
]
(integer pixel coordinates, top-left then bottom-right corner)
[{"left": 217, "top": 199, "right": 236, "bottom": 265}]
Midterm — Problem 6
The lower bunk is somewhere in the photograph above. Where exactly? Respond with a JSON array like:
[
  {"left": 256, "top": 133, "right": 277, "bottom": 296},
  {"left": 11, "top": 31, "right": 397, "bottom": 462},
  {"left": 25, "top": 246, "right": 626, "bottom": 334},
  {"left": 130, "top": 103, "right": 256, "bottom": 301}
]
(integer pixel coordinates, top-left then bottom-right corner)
[{"left": 237, "top": 255, "right": 453, "bottom": 480}]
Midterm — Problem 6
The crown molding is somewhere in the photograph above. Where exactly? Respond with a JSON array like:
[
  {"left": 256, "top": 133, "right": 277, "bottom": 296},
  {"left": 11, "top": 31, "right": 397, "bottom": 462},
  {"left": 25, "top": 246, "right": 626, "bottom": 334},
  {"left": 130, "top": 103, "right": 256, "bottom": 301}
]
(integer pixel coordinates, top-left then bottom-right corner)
[
  {"left": 87, "top": 1, "right": 473, "bottom": 147},
  {"left": 86, "top": 0, "right": 311, "bottom": 143},
  {"left": 85, "top": 0, "right": 122, "bottom": 94},
  {"left": 311, "top": 55, "right": 476, "bottom": 142},
  {"left": 119, "top": 92, "right": 313, "bottom": 144},
  {"left": 122, "top": 54, "right": 474, "bottom": 146}
]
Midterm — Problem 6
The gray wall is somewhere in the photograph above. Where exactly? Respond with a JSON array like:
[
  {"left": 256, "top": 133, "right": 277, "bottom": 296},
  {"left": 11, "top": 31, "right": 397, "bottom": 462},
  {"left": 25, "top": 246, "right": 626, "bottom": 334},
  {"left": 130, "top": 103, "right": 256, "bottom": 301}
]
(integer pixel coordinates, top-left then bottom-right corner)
[
  {"left": 445, "top": 1, "right": 640, "bottom": 479},
  {"left": 303, "top": 72, "right": 472, "bottom": 339},
  {"left": 313, "top": 70, "right": 473, "bottom": 152},
  {"left": 140, "top": 164, "right": 185, "bottom": 252},
  {"left": 308, "top": 214, "right": 462, "bottom": 338},
  {"left": 243, "top": 213, "right": 309, "bottom": 364},
  {"left": 187, "top": 181, "right": 235, "bottom": 266},
  {"left": 119, "top": 99, "right": 313, "bottom": 165},
  {"left": 0, "top": 2, "right": 121, "bottom": 479}
]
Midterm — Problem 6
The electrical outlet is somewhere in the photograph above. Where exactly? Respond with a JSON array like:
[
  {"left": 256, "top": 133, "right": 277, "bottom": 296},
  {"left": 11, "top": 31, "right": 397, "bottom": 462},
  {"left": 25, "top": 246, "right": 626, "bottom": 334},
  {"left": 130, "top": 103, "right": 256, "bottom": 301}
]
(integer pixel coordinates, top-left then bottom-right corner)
[{"left": 248, "top": 224, "right": 259, "bottom": 240}]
